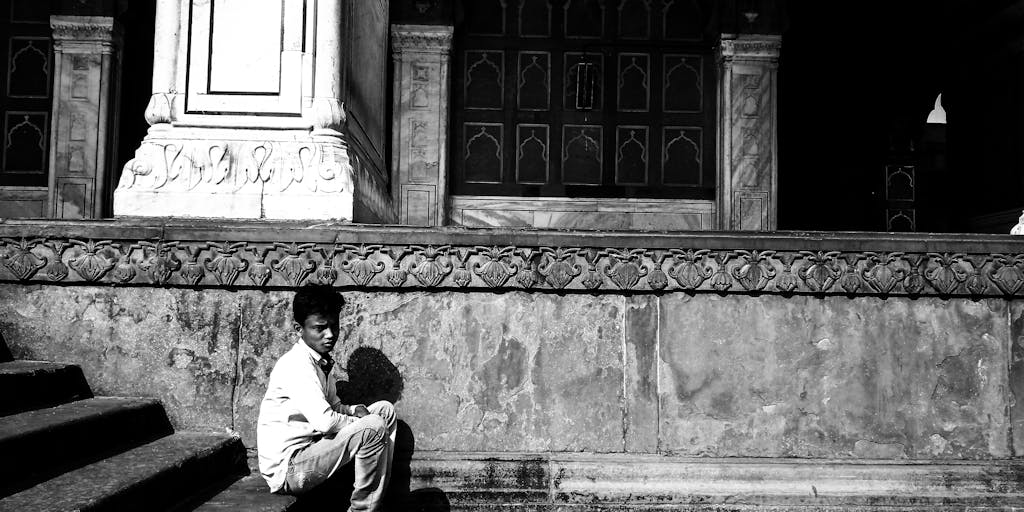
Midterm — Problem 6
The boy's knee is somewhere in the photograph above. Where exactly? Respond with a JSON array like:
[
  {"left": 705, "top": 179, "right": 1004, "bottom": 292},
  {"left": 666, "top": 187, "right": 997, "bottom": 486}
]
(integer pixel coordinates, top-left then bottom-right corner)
[
  {"left": 368, "top": 400, "right": 396, "bottom": 427},
  {"left": 358, "top": 413, "right": 387, "bottom": 439}
]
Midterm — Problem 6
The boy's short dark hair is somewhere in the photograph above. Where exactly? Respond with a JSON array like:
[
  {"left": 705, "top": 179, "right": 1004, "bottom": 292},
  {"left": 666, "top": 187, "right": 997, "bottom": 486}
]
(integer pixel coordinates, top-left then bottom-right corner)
[{"left": 292, "top": 286, "right": 344, "bottom": 324}]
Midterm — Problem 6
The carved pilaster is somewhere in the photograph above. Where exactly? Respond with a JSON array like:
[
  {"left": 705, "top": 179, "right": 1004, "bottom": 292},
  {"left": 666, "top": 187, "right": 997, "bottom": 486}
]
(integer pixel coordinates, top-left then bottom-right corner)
[
  {"left": 114, "top": 0, "right": 393, "bottom": 221},
  {"left": 391, "top": 24, "right": 453, "bottom": 226},
  {"left": 48, "top": 16, "right": 123, "bottom": 219},
  {"left": 717, "top": 34, "right": 781, "bottom": 231}
]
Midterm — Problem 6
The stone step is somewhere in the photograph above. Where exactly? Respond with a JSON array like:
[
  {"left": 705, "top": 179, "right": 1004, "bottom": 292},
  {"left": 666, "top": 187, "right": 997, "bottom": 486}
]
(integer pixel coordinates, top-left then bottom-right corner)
[
  {"left": 0, "top": 332, "right": 11, "bottom": 362},
  {"left": 184, "top": 474, "right": 297, "bottom": 512},
  {"left": 0, "top": 432, "right": 248, "bottom": 512},
  {"left": 0, "top": 396, "right": 173, "bottom": 496},
  {"left": 405, "top": 452, "right": 1024, "bottom": 511},
  {"left": 0, "top": 360, "right": 93, "bottom": 416}
]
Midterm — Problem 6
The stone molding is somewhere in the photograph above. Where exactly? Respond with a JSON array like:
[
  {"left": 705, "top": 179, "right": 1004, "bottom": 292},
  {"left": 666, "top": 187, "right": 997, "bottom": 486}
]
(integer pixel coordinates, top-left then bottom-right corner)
[
  {"left": 410, "top": 452, "right": 1024, "bottom": 509},
  {"left": 391, "top": 25, "right": 454, "bottom": 54},
  {"left": 117, "top": 139, "right": 351, "bottom": 196},
  {"left": 719, "top": 34, "right": 782, "bottom": 61},
  {"left": 3, "top": 221, "right": 1024, "bottom": 297},
  {"left": 50, "top": 16, "right": 123, "bottom": 44}
]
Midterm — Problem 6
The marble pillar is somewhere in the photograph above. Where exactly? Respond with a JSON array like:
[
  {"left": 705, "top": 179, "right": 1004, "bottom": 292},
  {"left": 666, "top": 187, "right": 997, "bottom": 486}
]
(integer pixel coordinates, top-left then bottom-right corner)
[
  {"left": 48, "top": 16, "right": 122, "bottom": 219},
  {"left": 717, "top": 34, "right": 781, "bottom": 231},
  {"left": 390, "top": 25, "right": 453, "bottom": 226},
  {"left": 114, "top": 0, "right": 393, "bottom": 222}
]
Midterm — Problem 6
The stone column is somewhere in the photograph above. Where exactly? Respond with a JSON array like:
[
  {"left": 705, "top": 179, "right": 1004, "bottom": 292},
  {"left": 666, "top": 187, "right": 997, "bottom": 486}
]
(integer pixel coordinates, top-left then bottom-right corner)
[
  {"left": 114, "top": 0, "right": 392, "bottom": 221},
  {"left": 48, "top": 16, "right": 122, "bottom": 219},
  {"left": 390, "top": 25, "right": 453, "bottom": 226},
  {"left": 144, "top": 0, "right": 178, "bottom": 129},
  {"left": 717, "top": 34, "right": 781, "bottom": 231}
]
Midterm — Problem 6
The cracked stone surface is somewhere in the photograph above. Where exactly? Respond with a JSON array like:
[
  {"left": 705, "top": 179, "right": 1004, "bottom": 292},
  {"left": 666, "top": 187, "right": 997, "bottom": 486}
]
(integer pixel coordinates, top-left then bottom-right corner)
[
  {"left": 657, "top": 294, "right": 1010, "bottom": 458},
  {"left": 0, "top": 285, "right": 1014, "bottom": 458}
]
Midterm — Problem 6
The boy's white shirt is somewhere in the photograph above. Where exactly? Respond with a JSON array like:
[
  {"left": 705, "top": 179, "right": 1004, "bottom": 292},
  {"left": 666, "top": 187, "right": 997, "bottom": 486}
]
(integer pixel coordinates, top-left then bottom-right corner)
[{"left": 256, "top": 338, "right": 353, "bottom": 492}]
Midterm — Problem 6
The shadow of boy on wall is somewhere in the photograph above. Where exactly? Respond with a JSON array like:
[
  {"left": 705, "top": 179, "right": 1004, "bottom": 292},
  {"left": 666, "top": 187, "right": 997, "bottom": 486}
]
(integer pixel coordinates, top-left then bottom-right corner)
[{"left": 294, "top": 346, "right": 449, "bottom": 512}]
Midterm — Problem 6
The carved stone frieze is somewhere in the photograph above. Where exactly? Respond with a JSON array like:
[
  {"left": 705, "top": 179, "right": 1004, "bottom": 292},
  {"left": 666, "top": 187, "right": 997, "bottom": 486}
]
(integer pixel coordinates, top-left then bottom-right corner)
[
  {"left": 4, "top": 226, "right": 1024, "bottom": 297},
  {"left": 391, "top": 25, "right": 454, "bottom": 53},
  {"left": 118, "top": 139, "right": 350, "bottom": 195},
  {"left": 719, "top": 36, "right": 782, "bottom": 60},
  {"left": 50, "top": 16, "right": 123, "bottom": 44},
  {"left": 114, "top": 137, "right": 359, "bottom": 220}
]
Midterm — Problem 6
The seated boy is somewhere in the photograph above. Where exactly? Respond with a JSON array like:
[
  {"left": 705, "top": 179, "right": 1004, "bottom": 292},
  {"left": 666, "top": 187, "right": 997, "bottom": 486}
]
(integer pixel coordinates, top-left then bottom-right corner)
[{"left": 257, "top": 286, "right": 397, "bottom": 511}]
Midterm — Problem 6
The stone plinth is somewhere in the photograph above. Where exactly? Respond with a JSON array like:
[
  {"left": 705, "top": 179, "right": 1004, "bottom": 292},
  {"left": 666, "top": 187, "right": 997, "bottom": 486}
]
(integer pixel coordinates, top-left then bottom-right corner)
[
  {"left": 718, "top": 34, "right": 781, "bottom": 231},
  {"left": 113, "top": 0, "right": 393, "bottom": 222},
  {"left": 48, "top": 16, "right": 122, "bottom": 219},
  {"left": 391, "top": 25, "right": 453, "bottom": 226},
  {"left": 2, "top": 219, "right": 1024, "bottom": 508}
]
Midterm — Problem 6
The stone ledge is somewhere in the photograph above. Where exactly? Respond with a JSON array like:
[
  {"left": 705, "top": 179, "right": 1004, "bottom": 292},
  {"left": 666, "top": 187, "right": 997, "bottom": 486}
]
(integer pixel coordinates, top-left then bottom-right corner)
[
  {"left": 1, "top": 219, "right": 1024, "bottom": 296},
  {"left": 408, "top": 452, "right": 1024, "bottom": 510}
]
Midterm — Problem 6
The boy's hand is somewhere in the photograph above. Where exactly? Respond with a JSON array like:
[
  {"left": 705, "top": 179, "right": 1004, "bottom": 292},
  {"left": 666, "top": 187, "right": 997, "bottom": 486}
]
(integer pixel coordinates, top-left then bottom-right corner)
[{"left": 350, "top": 404, "right": 370, "bottom": 417}]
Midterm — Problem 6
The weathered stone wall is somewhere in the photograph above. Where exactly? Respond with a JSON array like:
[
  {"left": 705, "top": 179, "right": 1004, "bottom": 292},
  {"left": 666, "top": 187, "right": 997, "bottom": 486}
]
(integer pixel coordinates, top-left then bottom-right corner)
[{"left": 1, "top": 284, "right": 1017, "bottom": 460}]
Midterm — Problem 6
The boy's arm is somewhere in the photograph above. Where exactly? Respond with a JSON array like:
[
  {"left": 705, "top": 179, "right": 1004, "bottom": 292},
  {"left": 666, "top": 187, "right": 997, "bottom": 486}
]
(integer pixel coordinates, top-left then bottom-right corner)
[
  {"left": 325, "top": 373, "right": 369, "bottom": 417},
  {"left": 282, "top": 362, "right": 348, "bottom": 434}
]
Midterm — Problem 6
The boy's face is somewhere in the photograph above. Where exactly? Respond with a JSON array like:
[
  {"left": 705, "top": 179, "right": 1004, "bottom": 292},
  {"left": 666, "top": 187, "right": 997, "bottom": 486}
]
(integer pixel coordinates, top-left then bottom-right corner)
[{"left": 295, "top": 312, "right": 339, "bottom": 356}]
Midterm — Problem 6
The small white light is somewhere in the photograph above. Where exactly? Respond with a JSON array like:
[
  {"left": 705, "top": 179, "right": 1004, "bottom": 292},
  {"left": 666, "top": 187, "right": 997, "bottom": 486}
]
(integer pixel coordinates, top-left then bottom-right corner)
[{"left": 926, "top": 93, "right": 946, "bottom": 124}]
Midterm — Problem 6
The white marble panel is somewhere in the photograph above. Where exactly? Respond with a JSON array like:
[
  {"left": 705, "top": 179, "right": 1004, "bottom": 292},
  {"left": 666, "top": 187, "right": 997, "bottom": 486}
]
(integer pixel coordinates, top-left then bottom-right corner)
[{"left": 209, "top": 0, "right": 282, "bottom": 94}]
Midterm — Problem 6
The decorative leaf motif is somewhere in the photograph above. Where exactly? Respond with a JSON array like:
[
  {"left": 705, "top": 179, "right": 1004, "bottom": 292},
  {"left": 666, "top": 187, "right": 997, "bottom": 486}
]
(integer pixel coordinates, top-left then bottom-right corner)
[
  {"left": 538, "top": 247, "right": 581, "bottom": 289},
  {"left": 384, "top": 246, "right": 411, "bottom": 287},
  {"left": 410, "top": 245, "right": 452, "bottom": 287},
  {"left": 315, "top": 265, "right": 339, "bottom": 285},
  {"left": 731, "top": 250, "right": 776, "bottom": 291},
  {"left": 111, "top": 250, "right": 137, "bottom": 283},
  {"left": 989, "top": 254, "right": 1024, "bottom": 296},
  {"left": 838, "top": 271, "right": 861, "bottom": 293},
  {"left": 604, "top": 249, "right": 648, "bottom": 290},
  {"left": 68, "top": 240, "right": 116, "bottom": 282},
  {"left": 797, "top": 251, "right": 841, "bottom": 292},
  {"left": 646, "top": 251, "right": 669, "bottom": 290},
  {"left": 773, "top": 252, "right": 799, "bottom": 293},
  {"left": 139, "top": 241, "right": 180, "bottom": 285},
  {"left": 902, "top": 254, "right": 927, "bottom": 295},
  {"left": 386, "top": 269, "right": 408, "bottom": 287},
  {"left": 775, "top": 271, "right": 799, "bottom": 293},
  {"left": 861, "top": 252, "right": 904, "bottom": 294},
  {"left": 2, "top": 238, "right": 47, "bottom": 280},
  {"left": 964, "top": 255, "right": 991, "bottom": 295},
  {"left": 709, "top": 252, "right": 734, "bottom": 291},
  {"left": 36, "top": 241, "right": 69, "bottom": 281},
  {"left": 647, "top": 269, "right": 668, "bottom": 290},
  {"left": 472, "top": 246, "right": 518, "bottom": 288},
  {"left": 272, "top": 242, "right": 318, "bottom": 286},
  {"left": 340, "top": 244, "right": 385, "bottom": 286},
  {"left": 669, "top": 249, "right": 712, "bottom": 290},
  {"left": 453, "top": 268, "right": 473, "bottom": 287},
  {"left": 582, "top": 271, "right": 603, "bottom": 289},
  {"left": 248, "top": 262, "right": 273, "bottom": 286},
  {"left": 925, "top": 253, "right": 967, "bottom": 295},
  {"left": 205, "top": 242, "right": 249, "bottom": 286},
  {"left": 837, "top": 254, "right": 862, "bottom": 294},
  {"left": 179, "top": 246, "right": 206, "bottom": 285}
]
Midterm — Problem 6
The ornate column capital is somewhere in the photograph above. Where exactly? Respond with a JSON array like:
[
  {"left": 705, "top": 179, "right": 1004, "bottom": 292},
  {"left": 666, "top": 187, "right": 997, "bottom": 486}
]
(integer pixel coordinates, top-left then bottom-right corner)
[
  {"left": 391, "top": 24, "right": 454, "bottom": 54},
  {"left": 718, "top": 34, "right": 782, "bottom": 62},
  {"left": 50, "top": 16, "right": 123, "bottom": 47}
]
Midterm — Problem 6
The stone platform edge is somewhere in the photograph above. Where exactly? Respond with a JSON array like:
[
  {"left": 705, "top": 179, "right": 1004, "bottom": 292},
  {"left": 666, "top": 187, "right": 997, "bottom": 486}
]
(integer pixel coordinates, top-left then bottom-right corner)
[
  {"left": 407, "top": 452, "right": 1024, "bottom": 508},
  {"left": 1, "top": 218, "right": 1024, "bottom": 297}
]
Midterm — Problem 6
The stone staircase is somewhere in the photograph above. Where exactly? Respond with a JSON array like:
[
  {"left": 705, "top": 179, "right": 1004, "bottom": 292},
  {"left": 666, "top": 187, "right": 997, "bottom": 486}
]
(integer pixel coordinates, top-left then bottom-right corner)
[{"left": 0, "top": 352, "right": 297, "bottom": 511}]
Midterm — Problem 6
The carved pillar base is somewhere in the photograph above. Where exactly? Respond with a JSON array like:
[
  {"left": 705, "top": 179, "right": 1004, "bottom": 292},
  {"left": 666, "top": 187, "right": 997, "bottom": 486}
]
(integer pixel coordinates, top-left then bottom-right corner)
[
  {"left": 115, "top": 132, "right": 354, "bottom": 220},
  {"left": 391, "top": 25, "right": 453, "bottom": 226},
  {"left": 717, "top": 34, "right": 781, "bottom": 231},
  {"left": 113, "top": 0, "right": 392, "bottom": 222},
  {"left": 48, "top": 16, "right": 122, "bottom": 219}
]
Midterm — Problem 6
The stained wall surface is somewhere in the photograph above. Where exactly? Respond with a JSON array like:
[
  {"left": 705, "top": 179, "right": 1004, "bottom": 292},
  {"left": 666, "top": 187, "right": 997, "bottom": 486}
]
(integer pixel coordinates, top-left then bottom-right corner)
[{"left": 0, "top": 285, "right": 1017, "bottom": 459}]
